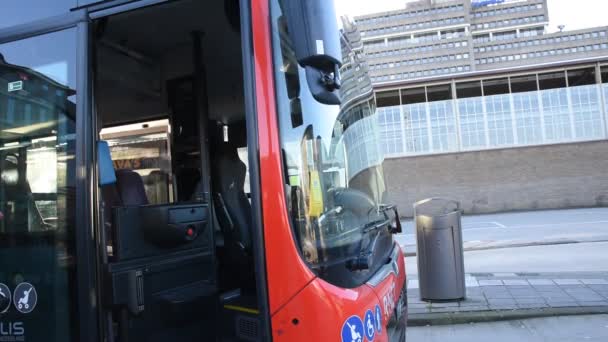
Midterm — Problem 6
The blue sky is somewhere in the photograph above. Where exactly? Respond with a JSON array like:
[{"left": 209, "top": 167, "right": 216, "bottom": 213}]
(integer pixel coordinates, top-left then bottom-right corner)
[{"left": 335, "top": 0, "right": 608, "bottom": 33}]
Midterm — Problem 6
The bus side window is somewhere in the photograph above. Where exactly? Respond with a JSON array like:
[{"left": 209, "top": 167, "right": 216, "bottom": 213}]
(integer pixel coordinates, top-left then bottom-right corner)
[{"left": 99, "top": 120, "right": 174, "bottom": 205}]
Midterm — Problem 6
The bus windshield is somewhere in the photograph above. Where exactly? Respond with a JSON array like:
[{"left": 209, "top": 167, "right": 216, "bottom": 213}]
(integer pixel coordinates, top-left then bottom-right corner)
[{"left": 270, "top": 0, "right": 391, "bottom": 285}]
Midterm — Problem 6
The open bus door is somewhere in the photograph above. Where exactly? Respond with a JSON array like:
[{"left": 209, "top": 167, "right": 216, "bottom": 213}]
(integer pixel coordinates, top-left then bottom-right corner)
[{"left": 90, "top": 2, "right": 253, "bottom": 341}]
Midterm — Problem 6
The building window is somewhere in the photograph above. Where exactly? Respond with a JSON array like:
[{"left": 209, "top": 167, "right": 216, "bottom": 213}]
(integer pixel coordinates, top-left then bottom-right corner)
[
  {"left": 538, "top": 72, "right": 566, "bottom": 90},
  {"left": 601, "top": 66, "right": 608, "bottom": 83},
  {"left": 401, "top": 87, "right": 426, "bottom": 105},
  {"left": 427, "top": 84, "right": 452, "bottom": 102},
  {"left": 568, "top": 68, "right": 596, "bottom": 86},
  {"left": 376, "top": 90, "right": 400, "bottom": 107},
  {"left": 511, "top": 75, "right": 538, "bottom": 93},
  {"left": 471, "top": 72, "right": 508, "bottom": 108}
]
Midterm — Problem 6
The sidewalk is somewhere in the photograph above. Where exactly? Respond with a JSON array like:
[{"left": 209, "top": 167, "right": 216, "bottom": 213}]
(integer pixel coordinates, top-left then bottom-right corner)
[
  {"left": 400, "top": 235, "right": 608, "bottom": 256},
  {"left": 407, "top": 272, "right": 608, "bottom": 326}
]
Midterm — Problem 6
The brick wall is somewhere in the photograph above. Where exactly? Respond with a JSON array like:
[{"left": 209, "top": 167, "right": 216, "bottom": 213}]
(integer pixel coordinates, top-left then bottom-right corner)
[{"left": 383, "top": 140, "right": 608, "bottom": 217}]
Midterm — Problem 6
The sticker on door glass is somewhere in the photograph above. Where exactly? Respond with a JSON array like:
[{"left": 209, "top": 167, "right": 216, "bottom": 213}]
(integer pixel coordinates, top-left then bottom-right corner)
[
  {"left": 13, "top": 282, "right": 37, "bottom": 314},
  {"left": 8, "top": 80, "right": 23, "bottom": 92},
  {"left": 0, "top": 283, "right": 11, "bottom": 313},
  {"left": 341, "top": 315, "right": 363, "bottom": 342}
]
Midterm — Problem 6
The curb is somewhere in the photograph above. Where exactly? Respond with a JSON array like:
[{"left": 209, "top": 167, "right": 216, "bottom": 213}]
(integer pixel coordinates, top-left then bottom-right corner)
[
  {"left": 407, "top": 306, "right": 608, "bottom": 326},
  {"left": 401, "top": 238, "right": 608, "bottom": 257}
]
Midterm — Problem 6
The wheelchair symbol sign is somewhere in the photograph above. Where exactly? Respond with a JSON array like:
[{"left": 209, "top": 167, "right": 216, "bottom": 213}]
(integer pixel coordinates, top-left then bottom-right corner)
[
  {"left": 364, "top": 309, "right": 376, "bottom": 341},
  {"left": 0, "top": 283, "right": 10, "bottom": 313},
  {"left": 341, "top": 315, "right": 363, "bottom": 342},
  {"left": 13, "top": 282, "right": 37, "bottom": 314}
]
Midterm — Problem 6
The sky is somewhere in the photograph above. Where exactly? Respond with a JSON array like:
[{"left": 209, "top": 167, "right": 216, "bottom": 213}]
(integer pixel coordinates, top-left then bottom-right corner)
[{"left": 334, "top": 0, "right": 608, "bottom": 33}]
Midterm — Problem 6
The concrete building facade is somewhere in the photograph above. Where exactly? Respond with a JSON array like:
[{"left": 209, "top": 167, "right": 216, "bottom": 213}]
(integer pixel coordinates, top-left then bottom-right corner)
[{"left": 347, "top": 0, "right": 608, "bottom": 216}]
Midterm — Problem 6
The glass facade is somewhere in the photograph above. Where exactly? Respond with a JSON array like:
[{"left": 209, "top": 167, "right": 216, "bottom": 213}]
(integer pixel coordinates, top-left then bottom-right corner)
[
  {"left": 378, "top": 70, "right": 608, "bottom": 157},
  {"left": 485, "top": 94, "right": 513, "bottom": 146},
  {"left": 570, "top": 85, "right": 603, "bottom": 139},
  {"left": 427, "top": 100, "right": 456, "bottom": 152},
  {"left": 458, "top": 97, "right": 486, "bottom": 149},
  {"left": 513, "top": 92, "right": 542, "bottom": 145},
  {"left": 542, "top": 88, "right": 571, "bottom": 141},
  {"left": 403, "top": 103, "right": 430, "bottom": 153}
]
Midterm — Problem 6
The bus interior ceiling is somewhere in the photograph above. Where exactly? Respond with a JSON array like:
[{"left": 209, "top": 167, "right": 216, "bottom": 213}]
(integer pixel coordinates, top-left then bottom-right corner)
[
  {"left": 94, "top": 0, "right": 245, "bottom": 127},
  {"left": 92, "top": 1, "right": 258, "bottom": 340}
]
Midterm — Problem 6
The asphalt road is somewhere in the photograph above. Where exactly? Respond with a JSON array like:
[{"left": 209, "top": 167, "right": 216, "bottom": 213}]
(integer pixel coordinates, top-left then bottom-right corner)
[
  {"left": 407, "top": 314, "right": 608, "bottom": 342},
  {"left": 405, "top": 241, "right": 608, "bottom": 275},
  {"left": 395, "top": 207, "right": 608, "bottom": 250}
]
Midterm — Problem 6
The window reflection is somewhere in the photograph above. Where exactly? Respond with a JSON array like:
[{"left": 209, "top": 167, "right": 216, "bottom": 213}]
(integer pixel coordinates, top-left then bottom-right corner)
[
  {"left": 0, "top": 0, "right": 77, "bottom": 30},
  {"left": 0, "top": 29, "right": 77, "bottom": 341}
]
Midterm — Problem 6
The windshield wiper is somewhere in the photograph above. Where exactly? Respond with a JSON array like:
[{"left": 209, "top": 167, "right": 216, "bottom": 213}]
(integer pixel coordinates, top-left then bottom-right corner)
[
  {"left": 345, "top": 218, "right": 389, "bottom": 271},
  {"left": 346, "top": 204, "right": 402, "bottom": 271},
  {"left": 360, "top": 204, "right": 402, "bottom": 234},
  {"left": 362, "top": 218, "right": 390, "bottom": 234}
]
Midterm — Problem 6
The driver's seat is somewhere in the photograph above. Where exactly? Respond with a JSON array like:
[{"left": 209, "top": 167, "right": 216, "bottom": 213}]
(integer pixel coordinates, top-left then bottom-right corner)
[{"left": 210, "top": 122, "right": 254, "bottom": 287}]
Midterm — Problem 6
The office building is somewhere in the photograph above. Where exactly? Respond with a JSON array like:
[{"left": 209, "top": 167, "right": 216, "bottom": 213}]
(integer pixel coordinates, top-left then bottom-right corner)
[{"left": 347, "top": 0, "right": 608, "bottom": 216}]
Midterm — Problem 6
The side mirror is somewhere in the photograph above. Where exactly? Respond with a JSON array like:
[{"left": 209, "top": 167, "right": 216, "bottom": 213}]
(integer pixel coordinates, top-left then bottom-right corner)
[
  {"left": 282, "top": 0, "right": 342, "bottom": 105},
  {"left": 98, "top": 140, "right": 116, "bottom": 186},
  {"left": 390, "top": 206, "right": 402, "bottom": 234},
  {"left": 380, "top": 204, "right": 402, "bottom": 234}
]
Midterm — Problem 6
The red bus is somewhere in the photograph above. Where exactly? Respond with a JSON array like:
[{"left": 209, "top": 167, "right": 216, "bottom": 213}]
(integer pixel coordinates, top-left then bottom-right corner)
[{"left": 0, "top": 0, "right": 407, "bottom": 341}]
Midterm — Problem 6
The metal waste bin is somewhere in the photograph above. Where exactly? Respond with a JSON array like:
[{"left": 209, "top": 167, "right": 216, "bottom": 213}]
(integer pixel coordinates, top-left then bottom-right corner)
[{"left": 414, "top": 198, "right": 465, "bottom": 301}]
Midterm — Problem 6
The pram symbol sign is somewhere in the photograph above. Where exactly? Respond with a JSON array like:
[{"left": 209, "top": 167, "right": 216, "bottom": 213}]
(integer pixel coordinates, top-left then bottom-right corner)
[
  {"left": 341, "top": 316, "right": 363, "bottom": 342},
  {"left": 0, "top": 283, "right": 10, "bottom": 313},
  {"left": 13, "top": 283, "right": 37, "bottom": 314}
]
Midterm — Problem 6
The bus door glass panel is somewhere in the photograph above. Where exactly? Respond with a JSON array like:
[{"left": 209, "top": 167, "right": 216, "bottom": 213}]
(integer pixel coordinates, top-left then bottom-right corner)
[
  {"left": 0, "top": 29, "right": 78, "bottom": 342},
  {"left": 1, "top": 1, "right": 77, "bottom": 30}
]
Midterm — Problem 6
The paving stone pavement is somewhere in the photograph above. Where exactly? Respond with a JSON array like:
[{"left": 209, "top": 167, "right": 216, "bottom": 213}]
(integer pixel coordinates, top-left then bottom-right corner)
[{"left": 407, "top": 272, "right": 608, "bottom": 317}]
